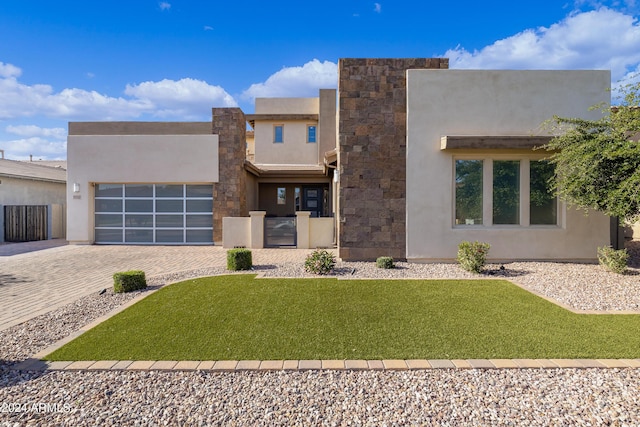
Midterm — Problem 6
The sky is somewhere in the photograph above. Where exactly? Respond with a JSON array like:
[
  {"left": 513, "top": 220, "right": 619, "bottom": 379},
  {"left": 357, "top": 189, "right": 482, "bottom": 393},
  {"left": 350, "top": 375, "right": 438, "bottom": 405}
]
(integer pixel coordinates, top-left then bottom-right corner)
[{"left": 1, "top": 0, "right": 639, "bottom": 160}]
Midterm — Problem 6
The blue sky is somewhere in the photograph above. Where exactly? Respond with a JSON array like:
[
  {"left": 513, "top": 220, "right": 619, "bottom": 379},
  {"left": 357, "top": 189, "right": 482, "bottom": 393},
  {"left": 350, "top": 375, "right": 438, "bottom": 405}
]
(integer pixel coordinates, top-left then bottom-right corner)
[{"left": 1, "top": 0, "right": 639, "bottom": 160}]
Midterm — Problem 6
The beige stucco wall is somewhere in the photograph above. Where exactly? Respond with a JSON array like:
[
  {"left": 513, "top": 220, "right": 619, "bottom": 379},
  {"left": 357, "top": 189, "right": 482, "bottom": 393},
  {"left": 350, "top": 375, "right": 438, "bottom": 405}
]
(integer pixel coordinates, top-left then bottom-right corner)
[
  {"left": 253, "top": 120, "right": 320, "bottom": 165},
  {"left": 255, "top": 98, "right": 319, "bottom": 114},
  {"left": 67, "top": 134, "right": 219, "bottom": 244},
  {"left": 0, "top": 176, "right": 66, "bottom": 206},
  {"left": 406, "top": 69, "right": 612, "bottom": 261}
]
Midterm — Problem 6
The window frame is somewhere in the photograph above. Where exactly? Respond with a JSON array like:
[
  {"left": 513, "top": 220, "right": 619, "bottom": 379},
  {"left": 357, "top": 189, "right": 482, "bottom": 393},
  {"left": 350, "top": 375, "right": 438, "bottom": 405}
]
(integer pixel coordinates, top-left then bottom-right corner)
[{"left": 453, "top": 154, "right": 561, "bottom": 229}]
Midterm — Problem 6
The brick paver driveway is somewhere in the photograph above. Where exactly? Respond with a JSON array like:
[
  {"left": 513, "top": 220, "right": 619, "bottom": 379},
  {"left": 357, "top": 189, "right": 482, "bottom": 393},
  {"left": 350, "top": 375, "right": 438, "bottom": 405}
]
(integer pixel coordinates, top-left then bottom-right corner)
[{"left": 0, "top": 241, "right": 316, "bottom": 332}]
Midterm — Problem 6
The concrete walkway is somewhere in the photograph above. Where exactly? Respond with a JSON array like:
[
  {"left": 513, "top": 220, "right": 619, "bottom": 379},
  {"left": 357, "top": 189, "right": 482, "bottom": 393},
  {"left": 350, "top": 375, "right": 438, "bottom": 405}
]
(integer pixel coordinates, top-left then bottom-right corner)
[{"left": 0, "top": 240, "right": 316, "bottom": 332}]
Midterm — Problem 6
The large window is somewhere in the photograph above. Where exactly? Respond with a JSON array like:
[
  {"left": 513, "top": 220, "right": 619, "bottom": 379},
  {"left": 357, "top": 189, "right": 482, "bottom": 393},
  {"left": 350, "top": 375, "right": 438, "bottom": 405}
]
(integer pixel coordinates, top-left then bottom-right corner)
[
  {"left": 94, "top": 183, "right": 213, "bottom": 244},
  {"left": 454, "top": 158, "right": 558, "bottom": 227}
]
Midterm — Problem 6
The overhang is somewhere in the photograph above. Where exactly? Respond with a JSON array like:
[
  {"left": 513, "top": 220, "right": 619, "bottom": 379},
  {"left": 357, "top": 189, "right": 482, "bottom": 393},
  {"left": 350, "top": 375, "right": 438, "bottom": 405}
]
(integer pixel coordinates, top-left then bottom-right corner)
[
  {"left": 440, "top": 135, "right": 553, "bottom": 150},
  {"left": 244, "top": 161, "right": 327, "bottom": 178},
  {"left": 246, "top": 114, "right": 319, "bottom": 128}
]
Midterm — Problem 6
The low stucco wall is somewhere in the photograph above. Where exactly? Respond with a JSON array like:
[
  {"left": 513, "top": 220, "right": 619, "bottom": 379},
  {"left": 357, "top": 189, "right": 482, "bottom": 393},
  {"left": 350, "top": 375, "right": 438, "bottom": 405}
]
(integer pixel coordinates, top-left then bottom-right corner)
[
  {"left": 309, "top": 218, "right": 334, "bottom": 248},
  {"left": 0, "top": 176, "right": 66, "bottom": 206},
  {"left": 222, "top": 217, "right": 250, "bottom": 248},
  {"left": 67, "top": 134, "right": 219, "bottom": 244},
  {"left": 406, "top": 69, "right": 612, "bottom": 261}
]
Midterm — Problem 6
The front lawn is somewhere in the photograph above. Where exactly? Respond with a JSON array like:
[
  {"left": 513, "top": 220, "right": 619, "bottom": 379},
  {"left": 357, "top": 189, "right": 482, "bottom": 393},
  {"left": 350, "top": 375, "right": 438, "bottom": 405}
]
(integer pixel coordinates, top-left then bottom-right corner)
[{"left": 46, "top": 275, "right": 640, "bottom": 360}]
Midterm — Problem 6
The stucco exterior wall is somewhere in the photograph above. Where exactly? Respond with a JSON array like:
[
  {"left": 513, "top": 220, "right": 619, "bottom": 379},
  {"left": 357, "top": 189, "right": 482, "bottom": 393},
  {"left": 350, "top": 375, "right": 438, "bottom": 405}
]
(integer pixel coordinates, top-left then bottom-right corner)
[
  {"left": 255, "top": 98, "right": 319, "bottom": 114},
  {"left": 66, "top": 134, "right": 219, "bottom": 244},
  {"left": 253, "top": 120, "right": 320, "bottom": 165},
  {"left": 406, "top": 69, "right": 611, "bottom": 261},
  {"left": 0, "top": 177, "right": 66, "bottom": 206}
]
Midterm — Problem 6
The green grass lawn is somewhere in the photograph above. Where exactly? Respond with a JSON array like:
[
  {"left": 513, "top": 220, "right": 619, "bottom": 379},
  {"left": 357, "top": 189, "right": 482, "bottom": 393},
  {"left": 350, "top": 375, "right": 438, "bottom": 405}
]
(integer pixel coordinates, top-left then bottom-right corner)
[{"left": 46, "top": 275, "right": 640, "bottom": 361}]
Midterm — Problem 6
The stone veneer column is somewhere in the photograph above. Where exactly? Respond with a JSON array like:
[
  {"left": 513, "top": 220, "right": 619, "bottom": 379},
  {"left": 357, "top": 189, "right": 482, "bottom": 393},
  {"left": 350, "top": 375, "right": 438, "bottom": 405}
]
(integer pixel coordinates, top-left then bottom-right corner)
[
  {"left": 338, "top": 58, "right": 449, "bottom": 261},
  {"left": 212, "top": 108, "right": 247, "bottom": 244}
]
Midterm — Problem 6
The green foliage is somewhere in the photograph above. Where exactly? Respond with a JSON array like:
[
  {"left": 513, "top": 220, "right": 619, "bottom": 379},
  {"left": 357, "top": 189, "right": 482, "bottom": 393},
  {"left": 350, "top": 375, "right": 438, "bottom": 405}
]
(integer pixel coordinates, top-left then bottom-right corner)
[
  {"left": 543, "top": 77, "right": 640, "bottom": 224},
  {"left": 304, "top": 249, "right": 336, "bottom": 275},
  {"left": 457, "top": 241, "right": 491, "bottom": 273},
  {"left": 376, "top": 256, "right": 395, "bottom": 269},
  {"left": 597, "top": 246, "right": 629, "bottom": 274},
  {"left": 113, "top": 270, "right": 147, "bottom": 293},
  {"left": 227, "top": 248, "right": 253, "bottom": 271}
]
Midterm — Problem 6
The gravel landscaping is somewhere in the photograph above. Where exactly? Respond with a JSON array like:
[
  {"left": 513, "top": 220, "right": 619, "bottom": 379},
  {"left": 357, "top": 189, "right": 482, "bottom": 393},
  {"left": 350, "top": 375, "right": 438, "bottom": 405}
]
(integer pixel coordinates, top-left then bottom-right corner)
[{"left": 1, "top": 243, "right": 639, "bottom": 425}]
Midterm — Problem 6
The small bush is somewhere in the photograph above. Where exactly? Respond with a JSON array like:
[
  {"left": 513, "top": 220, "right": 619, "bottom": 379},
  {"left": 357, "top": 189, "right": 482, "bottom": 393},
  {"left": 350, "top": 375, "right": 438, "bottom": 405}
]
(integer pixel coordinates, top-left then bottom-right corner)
[
  {"left": 376, "top": 256, "right": 395, "bottom": 269},
  {"left": 113, "top": 270, "right": 147, "bottom": 293},
  {"left": 457, "top": 241, "right": 491, "bottom": 273},
  {"left": 227, "top": 248, "right": 253, "bottom": 271},
  {"left": 597, "top": 246, "right": 628, "bottom": 274},
  {"left": 304, "top": 249, "right": 336, "bottom": 275}
]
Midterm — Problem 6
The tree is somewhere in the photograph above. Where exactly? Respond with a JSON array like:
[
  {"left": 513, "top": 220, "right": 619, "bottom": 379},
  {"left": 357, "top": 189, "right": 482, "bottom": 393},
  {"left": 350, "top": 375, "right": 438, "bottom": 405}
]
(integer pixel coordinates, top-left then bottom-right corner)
[{"left": 543, "top": 79, "right": 640, "bottom": 224}]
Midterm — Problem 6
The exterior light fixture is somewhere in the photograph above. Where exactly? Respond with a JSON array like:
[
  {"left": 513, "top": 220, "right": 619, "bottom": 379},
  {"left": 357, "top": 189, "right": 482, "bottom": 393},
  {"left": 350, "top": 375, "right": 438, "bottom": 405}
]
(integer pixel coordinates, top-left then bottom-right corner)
[{"left": 73, "top": 183, "right": 80, "bottom": 193}]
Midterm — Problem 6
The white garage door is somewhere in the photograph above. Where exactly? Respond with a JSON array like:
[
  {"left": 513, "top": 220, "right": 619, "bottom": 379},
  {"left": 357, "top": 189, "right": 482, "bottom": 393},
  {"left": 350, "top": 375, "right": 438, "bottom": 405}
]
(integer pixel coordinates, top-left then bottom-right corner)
[{"left": 94, "top": 184, "right": 213, "bottom": 244}]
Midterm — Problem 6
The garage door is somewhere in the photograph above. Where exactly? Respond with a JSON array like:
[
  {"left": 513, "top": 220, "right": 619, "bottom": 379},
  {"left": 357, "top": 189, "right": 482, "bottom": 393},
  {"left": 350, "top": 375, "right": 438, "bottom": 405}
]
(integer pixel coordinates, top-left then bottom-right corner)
[{"left": 94, "top": 184, "right": 213, "bottom": 244}]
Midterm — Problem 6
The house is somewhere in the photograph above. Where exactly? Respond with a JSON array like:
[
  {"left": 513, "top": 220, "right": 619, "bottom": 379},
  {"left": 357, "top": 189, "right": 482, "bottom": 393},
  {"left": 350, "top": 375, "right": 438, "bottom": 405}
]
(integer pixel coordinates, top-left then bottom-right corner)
[
  {"left": 0, "top": 157, "right": 66, "bottom": 242},
  {"left": 66, "top": 57, "right": 614, "bottom": 262}
]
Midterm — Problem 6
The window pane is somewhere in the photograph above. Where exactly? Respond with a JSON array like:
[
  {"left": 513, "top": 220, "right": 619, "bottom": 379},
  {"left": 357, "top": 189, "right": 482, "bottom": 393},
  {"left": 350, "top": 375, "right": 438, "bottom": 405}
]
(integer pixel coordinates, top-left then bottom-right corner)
[
  {"left": 95, "top": 229, "right": 123, "bottom": 243},
  {"left": 95, "top": 199, "right": 122, "bottom": 213},
  {"left": 274, "top": 125, "right": 283, "bottom": 143},
  {"left": 125, "top": 229, "right": 153, "bottom": 243},
  {"left": 156, "top": 215, "right": 184, "bottom": 228},
  {"left": 156, "top": 185, "right": 184, "bottom": 198},
  {"left": 493, "top": 160, "right": 520, "bottom": 225},
  {"left": 187, "top": 199, "right": 213, "bottom": 213},
  {"left": 186, "top": 185, "right": 213, "bottom": 198},
  {"left": 455, "top": 160, "right": 483, "bottom": 225},
  {"left": 125, "top": 199, "right": 153, "bottom": 212},
  {"left": 530, "top": 160, "right": 557, "bottom": 225},
  {"left": 186, "top": 215, "right": 213, "bottom": 228},
  {"left": 125, "top": 184, "right": 153, "bottom": 197},
  {"left": 308, "top": 126, "right": 317, "bottom": 143},
  {"left": 95, "top": 214, "right": 122, "bottom": 227},
  {"left": 95, "top": 184, "right": 122, "bottom": 197},
  {"left": 156, "top": 229, "right": 184, "bottom": 243},
  {"left": 187, "top": 229, "right": 213, "bottom": 243},
  {"left": 125, "top": 214, "right": 153, "bottom": 228},
  {"left": 156, "top": 199, "right": 183, "bottom": 212}
]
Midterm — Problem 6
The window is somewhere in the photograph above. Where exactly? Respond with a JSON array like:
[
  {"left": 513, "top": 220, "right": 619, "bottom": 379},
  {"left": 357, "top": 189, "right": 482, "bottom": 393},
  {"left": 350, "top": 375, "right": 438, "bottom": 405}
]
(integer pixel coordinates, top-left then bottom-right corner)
[
  {"left": 530, "top": 160, "right": 557, "bottom": 225},
  {"left": 277, "top": 187, "right": 286, "bottom": 205},
  {"left": 307, "top": 125, "right": 317, "bottom": 143},
  {"left": 455, "top": 160, "right": 483, "bottom": 225},
  {"left": 454, "top": 158, "right": 558, "bottom": 227},
  {"left": 274, "top": 125, "right": 284, "bottom": 143}
]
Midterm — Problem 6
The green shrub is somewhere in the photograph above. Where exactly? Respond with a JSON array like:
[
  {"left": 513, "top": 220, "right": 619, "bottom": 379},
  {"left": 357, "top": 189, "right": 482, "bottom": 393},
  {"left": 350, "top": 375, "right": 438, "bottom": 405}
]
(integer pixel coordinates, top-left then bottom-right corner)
[
  {"left": 597, "top": 246, "right": 628, "bottom": 274},
  {"left": 376, "top": 256, "right": 395, "bottom": 269},
  {"left": 457, "top": 241, "right": 491, "bottom": 273},
  {"left": 227, "top": 248, "right": 253, "bottom": 271},
  {"left": 304, "top": 249, "right": 336, "bottom": 275},
  {"left": 113, "top": 270, "right": 147, "bottom": 293}
]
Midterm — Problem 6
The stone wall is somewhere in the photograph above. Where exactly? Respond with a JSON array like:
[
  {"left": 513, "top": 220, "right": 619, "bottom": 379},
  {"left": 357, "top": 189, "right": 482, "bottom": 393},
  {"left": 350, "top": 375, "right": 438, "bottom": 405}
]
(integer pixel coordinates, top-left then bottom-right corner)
[
  {"left": 212, "top": 108, "right": 247, "bottom": 244},
  {"left": 338, "top": 58, "right": 449, "bottom": 260}
]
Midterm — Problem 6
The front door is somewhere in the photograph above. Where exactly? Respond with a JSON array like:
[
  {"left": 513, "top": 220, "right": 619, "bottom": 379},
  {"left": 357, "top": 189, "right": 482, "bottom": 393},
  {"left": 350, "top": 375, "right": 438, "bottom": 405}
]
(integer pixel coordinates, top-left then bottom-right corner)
[{"left": 303, "top": 187, "right": 323, "bottom": 218}]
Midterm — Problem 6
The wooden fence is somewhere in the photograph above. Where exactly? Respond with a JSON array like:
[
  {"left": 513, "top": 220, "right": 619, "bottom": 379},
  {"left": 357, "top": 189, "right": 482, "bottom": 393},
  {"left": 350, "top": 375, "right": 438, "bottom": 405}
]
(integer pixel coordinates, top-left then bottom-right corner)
[{"left": 3, "top": 205, "right": 48, "bottom": 242}]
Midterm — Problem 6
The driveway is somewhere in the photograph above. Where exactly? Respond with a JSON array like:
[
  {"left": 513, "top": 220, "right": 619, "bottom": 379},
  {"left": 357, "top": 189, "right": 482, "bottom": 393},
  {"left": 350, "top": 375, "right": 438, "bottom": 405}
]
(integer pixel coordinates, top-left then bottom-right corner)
[{"left": 0, "top": 240, "right": 315, "bottom": 332}]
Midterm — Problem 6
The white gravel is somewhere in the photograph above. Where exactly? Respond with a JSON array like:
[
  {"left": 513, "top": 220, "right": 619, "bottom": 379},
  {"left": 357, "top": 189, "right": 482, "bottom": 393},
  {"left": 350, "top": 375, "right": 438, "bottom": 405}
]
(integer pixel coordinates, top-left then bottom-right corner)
[{"left": 1, "top": 243, "right": 639, "bottom": 426}]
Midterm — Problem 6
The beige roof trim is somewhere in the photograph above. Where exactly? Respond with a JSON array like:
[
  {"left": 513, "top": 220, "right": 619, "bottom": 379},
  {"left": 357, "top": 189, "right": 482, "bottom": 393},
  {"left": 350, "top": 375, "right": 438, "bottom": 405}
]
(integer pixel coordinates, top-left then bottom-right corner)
[{"left": 246, "top": 114, "right": 319, "bottom": 128}]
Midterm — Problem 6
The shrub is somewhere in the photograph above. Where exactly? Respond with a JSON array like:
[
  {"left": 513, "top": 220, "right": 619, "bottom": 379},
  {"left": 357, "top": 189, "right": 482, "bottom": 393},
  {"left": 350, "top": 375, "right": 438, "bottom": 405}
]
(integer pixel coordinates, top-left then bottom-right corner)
[
  {"left": 304, "top": 249, "right": 336, "bottom": 275},
  {"left": 597, "top": 246, "right": 628, "bottom": 274},
  {"left": 227, "top": 248, "right": 253, "bottom": 271},
  {"left": 457, "top": 241, "right": 491, "bottom": 273},
  {"left": 376, "top": 256, "right": 395, "bottom": 269},
  {"left": 113, "top": 270, "right": 147, "bottom": 293}
]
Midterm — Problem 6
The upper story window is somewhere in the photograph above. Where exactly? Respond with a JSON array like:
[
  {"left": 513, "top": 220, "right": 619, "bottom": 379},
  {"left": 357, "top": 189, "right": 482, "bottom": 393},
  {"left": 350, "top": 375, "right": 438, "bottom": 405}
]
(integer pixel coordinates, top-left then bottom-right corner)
[
  {"left": 307, "top": 125, "right": 317, "bottom": 143},
  {"left": 274, "top": 125, "right": 284, "bottom": 143}
]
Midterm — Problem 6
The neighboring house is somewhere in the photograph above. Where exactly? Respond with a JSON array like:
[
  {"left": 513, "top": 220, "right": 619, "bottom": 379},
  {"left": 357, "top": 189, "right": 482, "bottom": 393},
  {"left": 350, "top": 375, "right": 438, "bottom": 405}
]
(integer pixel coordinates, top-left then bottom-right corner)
[
  {"left": 66, "top": 57, "right": 615, "bottom": 262},
  {"left": 0, "top": 158, "right": 66, "bottom": 242}
]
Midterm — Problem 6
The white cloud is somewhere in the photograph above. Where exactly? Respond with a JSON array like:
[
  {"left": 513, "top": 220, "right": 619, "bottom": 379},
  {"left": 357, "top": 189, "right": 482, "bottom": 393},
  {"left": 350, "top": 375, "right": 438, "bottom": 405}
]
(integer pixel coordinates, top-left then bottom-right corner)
[
  {"left": 241, "top": 59, "right": 338, "bottom": 100},
  {"left": 374, "top": 3, "right": 382, "bottom": 13},
  {"left": 6, "top": 125, "right": 67, "bottom": 140},
  {"left": 0, "top": 64, "right": 237, "bottom": 121},
  {"left": 159, "top": 2, "right": 171, "bottom": 11},
  {"left": 204, "top": 25, "right": 214, "bottom": 31},
  {"left": 3, "top": 137, "right": 67, "bottom": 160},
  {"left": 446, "top": 8, "right": 640, "bottom": 82},
  {"left": 124, "top": 78, "right": 237, "bottom": 119}
]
